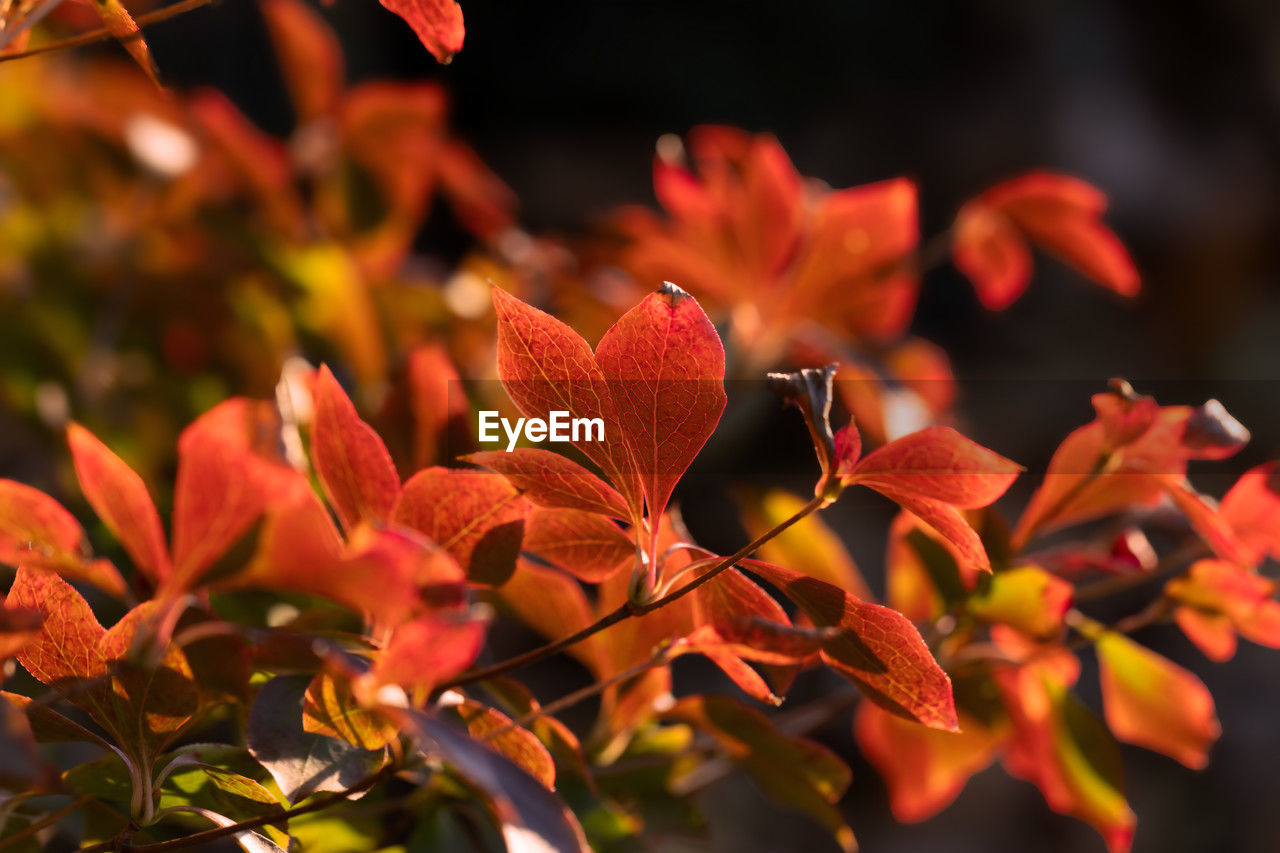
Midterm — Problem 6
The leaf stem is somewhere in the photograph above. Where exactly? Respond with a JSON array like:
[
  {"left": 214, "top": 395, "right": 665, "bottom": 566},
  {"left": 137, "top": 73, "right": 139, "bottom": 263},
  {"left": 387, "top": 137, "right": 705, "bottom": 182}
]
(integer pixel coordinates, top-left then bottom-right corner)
[{"left": 439, "top": 493, "right": 826, "bottom": 690}]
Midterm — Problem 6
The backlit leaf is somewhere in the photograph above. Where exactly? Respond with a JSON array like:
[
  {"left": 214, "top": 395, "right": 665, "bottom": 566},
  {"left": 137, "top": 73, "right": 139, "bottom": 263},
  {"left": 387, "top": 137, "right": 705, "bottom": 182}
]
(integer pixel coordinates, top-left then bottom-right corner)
[
  {"left": 68, "top": 423, "right": 172, "bottom": 585},
  {"left": 377, "top": 0, "right": 465, "bottom": 64},
  {"left": 467, "top": 448, "right": 630, "bottom": 520},
  {"left": 521, "top": 508, "right": 633, "bottom": 583},
  {"left": 311, "top": 365, "right": 401, "bottom": 532},
  {"left": 1095, "top": 631, "right": 1219, "bottom": 769},
  {"left": 742, "top": 560, "right": 957, "bottom": 730}
]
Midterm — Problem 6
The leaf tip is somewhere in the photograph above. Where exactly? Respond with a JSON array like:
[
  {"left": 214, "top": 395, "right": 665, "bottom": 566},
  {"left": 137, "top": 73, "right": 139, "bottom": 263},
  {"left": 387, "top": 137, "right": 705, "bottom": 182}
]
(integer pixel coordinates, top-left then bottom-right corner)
[{"left": 657, "top": 280, "right": 691, "bottom": 306}]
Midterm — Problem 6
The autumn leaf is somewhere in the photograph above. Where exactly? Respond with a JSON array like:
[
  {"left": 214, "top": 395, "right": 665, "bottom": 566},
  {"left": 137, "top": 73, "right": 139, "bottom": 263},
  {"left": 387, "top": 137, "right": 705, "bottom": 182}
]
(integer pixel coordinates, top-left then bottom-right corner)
[
  {"left": 369, "top": 612, "right": 487, "bottom": 693},
  {"left": 467, "top": 448, "right": 631, "bottom": 520},
  {"left": 0, "top": 598, "right": 42, "bottom": 665},
  {"left": 491, "top": 287, "right": 643, "bottom": 513},
  {"left": 741, "top": 490, "right": 871, "bottom": 599},
  {"left": 453, "top": 699, "right": 557, "bottom": 790},
  {"left": 594, "top": 282, "right": 726, "bottom": 554},
  {"left": 1219, "top": 462, "right": 1280, "bottom": 565},
  {"left": 953, "top": 172, "right": 1139, "bottom": 310},
  {"left": 0, "top": 480, "right": 125, "bottom": 596},
  {"left": 1166, "top": 559, "right": 1280, "bottom": 661},
  {"left": 855, "top": 702, "right": 1003, "bottom": 822},
  {"left": 89, "top": 0, "right": 161, "bottom": 86},
  {"left": 260, "top": 0, "right": 344, "bottom": 124},
  {"left": 100, "top": 601, "right": 199, "bottom": 751},
  {"left": 835, "top": 421, "right": 1020, "bottom": 573},
  {"left": 311, "top": 365, "right": 401, "bottom": 531},
  {"left": 68, "top": 422, "right": 172, "bottom": 586},
  {"left": 170, "top": 398, "right": 309, "bottom": 591},
  {"left": 1095, "top": 631, "right": 1219, "bottom": 769},
  {"left": 377, "top": 0, "right": 464, "bottom": 64},
  {"left": 968, "top": 566, "right": 1073, "bottom": 640},
  {"left": 303, "top": 673, "right": 398, "bottom": 751},
  {"left": 521, "top": 507, "right": 634, "bottom": 583},
  {"left": 8, "top": 567, "right": 110, "bottom": 710},
  {"left": 742, "top": 559, "right": 958, "bottom": 731},
  {"left": 393, "top": 467, "right": 529, "bottom": 586}
]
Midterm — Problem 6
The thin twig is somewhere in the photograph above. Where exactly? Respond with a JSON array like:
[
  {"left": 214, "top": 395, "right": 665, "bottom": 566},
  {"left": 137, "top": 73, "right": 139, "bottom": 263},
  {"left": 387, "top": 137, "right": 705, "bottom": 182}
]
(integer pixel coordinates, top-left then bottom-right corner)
[
  {"left": 0, "top": 796, "right": 93, "bottom": 851},
  {"left": 0, "top": 0, "right": 218, "bottom": 64},
  {"left": 439, "top": 494, "right": 826, "bottom": 690}
]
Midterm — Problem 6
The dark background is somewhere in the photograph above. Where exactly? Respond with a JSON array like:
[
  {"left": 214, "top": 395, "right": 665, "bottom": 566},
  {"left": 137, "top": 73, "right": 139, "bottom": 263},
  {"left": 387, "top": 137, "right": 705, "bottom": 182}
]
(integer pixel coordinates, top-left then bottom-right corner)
[{"left": 139, "top": 1, "right": 1280, "bottom": 850}]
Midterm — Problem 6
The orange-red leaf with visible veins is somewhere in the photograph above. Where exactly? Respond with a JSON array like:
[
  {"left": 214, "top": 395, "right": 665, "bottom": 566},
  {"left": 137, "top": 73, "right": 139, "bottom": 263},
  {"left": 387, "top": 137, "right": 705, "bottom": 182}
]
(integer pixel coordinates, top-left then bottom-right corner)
[
  {"left": 454, "top": 700, "right": 556, "bottom": 790},
  {"left": 393, "top": 467, "right": 528, "bottom": 586},
  {"left": 742, "top": 559, "right": 957, "bottom": 731},
  {"left": 492, "top": 287, "right": 640, "bottom": 515},
  {"left": 0, "top": 599, "right": 42, "bottom": 664},
  {"left": 378, "top": 0, "right": 464, "bottom": 63},
  {"left": 500, "top": 559, "right": 603, "bottom": 674},
  {"left": 594, "top": 283, "right": 726, "bottom": 551},
  {"left": 844, "top": 426, "right": 1021, "bottom": 508},
  {"left": 67, "top": 423, "right": 171, "bottom": 585},
  {"left": 312, "top": 365, "right": 401, "bottom": 532},
  {"left": 521, "top": 508, "right": 633, "bottom": 583},
  {"left": 1095, "top": 631, "right": 1219, "bottom": 769},
  {"left": 171, "top": 398, "right": 309, "bottom": 591},
  {"left": 467, "top": 449, "right": 631, "bottom": 520}
]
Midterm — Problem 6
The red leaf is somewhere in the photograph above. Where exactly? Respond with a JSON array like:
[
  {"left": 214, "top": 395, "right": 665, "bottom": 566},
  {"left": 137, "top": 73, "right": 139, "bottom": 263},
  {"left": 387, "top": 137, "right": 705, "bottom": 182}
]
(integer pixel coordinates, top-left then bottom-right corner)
[
  {"left": 454, "top": 699, "right": 556, "bottom": 790},
  {"left": 742, "top": 559, "right": 957, "bottom": 731},
  {"left": 67, "top": 423, "right": 172, "bottom": 586},
  {"left": 492, "top": 287, "right": 640, "bottom": 516},
  {"left": 377, "top": 0, "right": 464, "bottom": 63},
  {"left": 873, "top": 486, "right": 994, "bottom": 575},
  {"left": 101, "top": 601, "right": 199, "bottom": 750},
  {"left": 1220, "top": 462, "right": 1280, "bottom": 565},
  {"left": 393, "top": 467, "right": 528, "bottom": 586},
  {"left": 246, "top": 492, "right": 429, "bottom": 628},
  {"left": 0, "top": 599, "right": 42, "bottom": 664},
  {"left": 845, "top": 426, "right": 1021, "bottom": 508},
  {"left": 954, "top": 173, "right": 1139, "bottom": 308},
  {"left": 171, "top": 398, "right": 309, "bottom": 591},
  {"left": 467, "top": 448, "right": 631, "bottom": 519},
  {"left": 855, "top": 703, "right": 1003, "bottom": 822},
  {"left": 372, "top": 613, "right": 486, "bottom": 693},
  {"left": 0, "top": 480, "right": 126, "bottom": 597},
  {"left": 259, "top": 0, "right": 344, "bottom": 123},
  {"left": 311, "top": 365, "right": 401, "bottom": 532},
  {"left": 1095, "top": 631, "right": 1219, "bottom": 769},
  {"left": 521, "top": 508, "right": 633, "bottom": 583},
  {"left": 950, "top": 201, "right": 1032, "bottom": 310},
  {"left": 407, "top": 343, "right": 470, "bottom": 470},
  {"left": 594, "top": 282, "right": 726, "bottom": 550}
]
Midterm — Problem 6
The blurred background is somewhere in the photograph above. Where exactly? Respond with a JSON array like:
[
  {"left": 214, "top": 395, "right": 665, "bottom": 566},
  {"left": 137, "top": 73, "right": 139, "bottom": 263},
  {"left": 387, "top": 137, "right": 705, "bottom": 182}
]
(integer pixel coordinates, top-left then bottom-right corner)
[{"left": 7, "top": 0, "right": 1280, "bottom": 850}]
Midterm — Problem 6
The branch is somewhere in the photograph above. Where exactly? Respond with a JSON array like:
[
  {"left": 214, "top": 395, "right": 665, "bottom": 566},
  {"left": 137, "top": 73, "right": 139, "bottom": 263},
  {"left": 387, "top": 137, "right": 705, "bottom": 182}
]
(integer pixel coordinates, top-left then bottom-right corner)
[
  {"left": 0, "top": 0, "right": 218, "bottom": 64},
  {"left": 0, "top": 796, "right": 94, "bottom": 851},
  {"left": 76, "top": 765, "right": 395, "bottom": 853},
  {"left": 438, "top": 493, "right": 826, "bottom": 689}
]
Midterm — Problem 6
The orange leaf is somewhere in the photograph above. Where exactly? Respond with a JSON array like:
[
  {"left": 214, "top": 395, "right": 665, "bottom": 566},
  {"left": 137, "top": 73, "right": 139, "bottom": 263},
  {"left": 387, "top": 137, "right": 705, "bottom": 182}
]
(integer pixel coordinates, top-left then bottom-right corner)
[
  {"left": 407, "top": 343, "right": 470, "bottom": 471},
  {"left": 101, "top": 601, "right": 198, "bottom": 750},
  {"left": 90, "top": 0, "right": 161, "bottom": 86},
  {"left": 954, "top": 173, "right": 1139, "bottom": 309},
  {"left": 377, "top": 0, "right": 464, "bottom": 63},
  {"left": 594, "top": 282, "right": 726, "bottom": 547},
  {"left": 522, "top": 508, "right": 633, "bottom": 583},
  {"left": 260, "top": 0, "right": 344, "bottom": 123},
  {"left": 492, "top": 287, "right": 640, "bottom": 515},
  {"left": 393, "top": 468, "right": 528, "bottom": 586},
  {"left": 968, "top": 566, "right": 1073, "bottom": 640},
  {"left": 67, "top": 423, "right": 171, "bottom": 586},
  {"left": 844, "top": 426, "right": 1021, "bottom": 508},
  {"left": 741, "top": 490, "right": 871, "bottom": 600},
  {"left": 855, "top": 703, "right": 1003, "bottom": 822},
  {"left": 1095, "top": 631, "right": 1219, "bottom": 769},
  {"left": 1166, "top": 559, "right": 1280, "bottom": 661},
  {"left": 311, "top": 366, "right": 401, "bottom": 531},
  {"left": 171, "top": 398, "right": 309, "bottom": 591},
  {"left": 0, "top": 599, "right": 42, "bottom": 665},
  {"left": 371, "top": 613, "right": 486, "bottom": 692},
  {"left": 743, "top": 559, "right": 957, "bottom": 731},
  {"left": 303, "top": 673, "right": 398, "bottom": 750},
  {"left": 467, "top": 448, "right": 630, "bottom": 520},
  {"left": 0, "top": 480, "right": 125, "bottom": 597},
  {"left": 454, "top": 700, "right": 556, "bottom": 790},
  {"left": 1220, "top": 462, "right": 1280, "bottom": 565}
]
